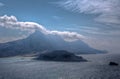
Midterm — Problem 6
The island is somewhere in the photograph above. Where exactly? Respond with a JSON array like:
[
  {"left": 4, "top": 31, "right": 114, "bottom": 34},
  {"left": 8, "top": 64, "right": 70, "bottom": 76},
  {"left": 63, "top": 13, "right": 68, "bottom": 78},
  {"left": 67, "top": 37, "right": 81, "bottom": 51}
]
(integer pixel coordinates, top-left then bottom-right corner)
[{"left": 35, "top": 50, "right": 87, "bottom": 62}]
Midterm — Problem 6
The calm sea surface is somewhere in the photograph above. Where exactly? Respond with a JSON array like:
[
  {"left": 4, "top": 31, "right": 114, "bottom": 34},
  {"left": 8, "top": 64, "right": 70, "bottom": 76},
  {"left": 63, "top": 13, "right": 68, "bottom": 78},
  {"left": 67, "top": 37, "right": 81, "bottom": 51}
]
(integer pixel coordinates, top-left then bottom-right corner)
[{"left": 0, "top": 53, "right": 120, "bottom": 79}]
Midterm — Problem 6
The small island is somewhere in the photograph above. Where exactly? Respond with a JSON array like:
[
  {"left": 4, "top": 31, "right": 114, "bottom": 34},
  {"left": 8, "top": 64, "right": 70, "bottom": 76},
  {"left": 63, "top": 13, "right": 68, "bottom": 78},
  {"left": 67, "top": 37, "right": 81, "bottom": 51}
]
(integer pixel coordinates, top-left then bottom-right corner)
[{"left": 35, "top": 50, "right": 87, "bottom": 62}]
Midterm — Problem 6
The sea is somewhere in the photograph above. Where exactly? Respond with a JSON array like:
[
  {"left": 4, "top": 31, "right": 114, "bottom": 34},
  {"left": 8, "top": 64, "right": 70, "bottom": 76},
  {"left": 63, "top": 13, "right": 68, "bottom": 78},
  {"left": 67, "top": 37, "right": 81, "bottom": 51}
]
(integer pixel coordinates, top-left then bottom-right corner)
[{"left": 0, "top": 53, "right": 120, "bottom": 79}]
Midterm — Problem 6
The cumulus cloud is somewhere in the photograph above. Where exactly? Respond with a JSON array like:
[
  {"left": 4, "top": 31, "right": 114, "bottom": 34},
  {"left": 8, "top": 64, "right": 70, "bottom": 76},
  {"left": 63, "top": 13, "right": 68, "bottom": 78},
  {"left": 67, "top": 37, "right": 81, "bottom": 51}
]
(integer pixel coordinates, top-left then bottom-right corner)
[
  {"left": 0, "top": 15, "right": 84, "bottom": 42},
  {"left": 58, "top": 0, "right": 120, "bottom": 25},
  {"left": 49, "top": 31, "right": 82, "bottom": 41}
]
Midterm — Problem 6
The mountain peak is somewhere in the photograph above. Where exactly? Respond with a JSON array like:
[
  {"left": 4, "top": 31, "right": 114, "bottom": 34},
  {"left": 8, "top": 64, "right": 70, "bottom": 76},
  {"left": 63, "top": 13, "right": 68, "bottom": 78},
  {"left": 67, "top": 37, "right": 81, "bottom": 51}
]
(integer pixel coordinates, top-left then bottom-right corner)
[
  {"left": 33, "top": 30, "right": 44, "bottom": 35},
  {"left": 28, "top": 30, "right": 45, "bottom": 39},
  {"left": 0, "top": 29, "right": 106, "bottom": 57}
]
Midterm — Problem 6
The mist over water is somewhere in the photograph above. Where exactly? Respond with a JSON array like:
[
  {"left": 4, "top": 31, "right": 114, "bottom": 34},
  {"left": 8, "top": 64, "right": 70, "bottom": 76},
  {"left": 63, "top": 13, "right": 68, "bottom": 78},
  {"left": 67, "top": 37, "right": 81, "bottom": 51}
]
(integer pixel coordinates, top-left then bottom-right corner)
[{"left": 0, "top": 53, "right": 120, "bottom": 79}]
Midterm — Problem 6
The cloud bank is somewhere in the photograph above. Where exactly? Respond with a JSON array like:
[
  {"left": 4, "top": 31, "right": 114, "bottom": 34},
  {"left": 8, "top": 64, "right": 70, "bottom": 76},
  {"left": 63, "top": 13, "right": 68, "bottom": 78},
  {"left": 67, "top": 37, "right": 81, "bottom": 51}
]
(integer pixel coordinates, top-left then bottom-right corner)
[
  {"left": 0, "top": 15, "right": 84, "bottom": 42},
  {"left": 58, "top": 0, "right": 120, "bottom": 25}
]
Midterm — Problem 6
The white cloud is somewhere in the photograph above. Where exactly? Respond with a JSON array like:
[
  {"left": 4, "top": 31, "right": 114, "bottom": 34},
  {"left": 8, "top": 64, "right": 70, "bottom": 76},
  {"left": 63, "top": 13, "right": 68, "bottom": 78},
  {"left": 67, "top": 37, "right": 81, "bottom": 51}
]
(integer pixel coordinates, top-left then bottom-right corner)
[
  {"left": 0, "top": 15, "right": 84, "bottom": 42},
  {"left": 58, "top": 0, "right": 120, "bottom": 25},
  {"left": 49, "top": 31, "right": 83, "bottom": 41},
  {"left": 0, "top": 2, "right": 4, "bottom": 7}
]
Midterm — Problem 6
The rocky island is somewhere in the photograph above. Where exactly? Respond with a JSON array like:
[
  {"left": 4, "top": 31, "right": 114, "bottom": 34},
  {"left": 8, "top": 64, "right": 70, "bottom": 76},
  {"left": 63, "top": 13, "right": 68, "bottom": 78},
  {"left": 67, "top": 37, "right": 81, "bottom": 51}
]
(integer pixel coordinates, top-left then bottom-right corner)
[{"left": 35, "top": 50, "right": 87, "bottom": 62}]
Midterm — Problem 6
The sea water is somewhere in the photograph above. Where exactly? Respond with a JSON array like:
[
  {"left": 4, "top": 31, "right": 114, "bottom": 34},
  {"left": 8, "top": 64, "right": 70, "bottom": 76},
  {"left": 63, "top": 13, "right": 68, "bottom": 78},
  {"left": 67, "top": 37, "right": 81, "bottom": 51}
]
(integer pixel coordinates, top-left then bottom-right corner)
[{"left": 0, "top": 53, "right": 120, "bottom": 79}]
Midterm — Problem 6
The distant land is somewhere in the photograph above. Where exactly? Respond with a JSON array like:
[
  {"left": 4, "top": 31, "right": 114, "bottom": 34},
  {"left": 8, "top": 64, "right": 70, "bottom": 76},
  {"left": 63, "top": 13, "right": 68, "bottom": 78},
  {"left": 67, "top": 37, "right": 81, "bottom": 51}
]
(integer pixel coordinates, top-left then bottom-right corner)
[
  {"left": 35, "top": 50, "right": 87, "bottom": 62},
  {"left": 0, "top": 30, "right": 106, "bottom": 57}
]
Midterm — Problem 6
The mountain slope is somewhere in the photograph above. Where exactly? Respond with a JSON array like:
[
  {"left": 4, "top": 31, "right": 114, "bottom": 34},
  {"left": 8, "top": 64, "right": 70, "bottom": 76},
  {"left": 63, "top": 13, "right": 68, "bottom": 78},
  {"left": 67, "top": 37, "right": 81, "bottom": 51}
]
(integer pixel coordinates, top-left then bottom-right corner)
[{"left": 0, "top": 30, "right": 105, "bottom": 57}]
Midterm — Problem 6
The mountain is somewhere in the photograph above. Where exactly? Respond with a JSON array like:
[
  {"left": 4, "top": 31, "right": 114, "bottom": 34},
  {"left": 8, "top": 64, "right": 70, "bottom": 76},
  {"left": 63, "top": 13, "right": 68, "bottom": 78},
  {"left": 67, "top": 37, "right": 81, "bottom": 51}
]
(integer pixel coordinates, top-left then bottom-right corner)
[
  {"left": 35, "top": 50, "right": 87, "bottom": 62},
  {"left": 0, "top": 30, "right": 105, "bottom": 57}
]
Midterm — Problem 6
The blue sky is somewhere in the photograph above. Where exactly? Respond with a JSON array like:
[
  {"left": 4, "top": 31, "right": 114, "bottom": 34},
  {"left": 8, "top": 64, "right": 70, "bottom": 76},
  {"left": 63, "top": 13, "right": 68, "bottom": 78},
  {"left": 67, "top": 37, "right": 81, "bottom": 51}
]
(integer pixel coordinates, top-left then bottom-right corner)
[
  {"left": 0, "top": 0, "right": 120, "bottom": 53},
  {"left": 0, "top": 0, "right": 97, "bottom": 31}
]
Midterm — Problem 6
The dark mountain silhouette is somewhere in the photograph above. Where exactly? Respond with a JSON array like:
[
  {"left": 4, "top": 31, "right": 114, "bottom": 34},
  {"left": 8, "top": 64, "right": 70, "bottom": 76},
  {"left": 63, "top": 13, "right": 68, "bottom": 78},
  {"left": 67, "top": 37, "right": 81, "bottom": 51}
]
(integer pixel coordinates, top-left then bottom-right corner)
[
  {"left": 0, "top": 30, "right": 105, "bottom": 57},
  {"left": 36, "top": 50, "right": 87, "bottom": 62}
]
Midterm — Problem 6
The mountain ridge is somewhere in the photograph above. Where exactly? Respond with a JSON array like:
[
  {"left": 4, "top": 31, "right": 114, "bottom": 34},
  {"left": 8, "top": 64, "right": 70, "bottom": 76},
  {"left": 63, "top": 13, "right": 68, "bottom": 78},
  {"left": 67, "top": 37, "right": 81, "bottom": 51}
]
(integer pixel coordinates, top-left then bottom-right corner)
[{"left": 0, "top": 30, "right": 106, "bottom": 57}]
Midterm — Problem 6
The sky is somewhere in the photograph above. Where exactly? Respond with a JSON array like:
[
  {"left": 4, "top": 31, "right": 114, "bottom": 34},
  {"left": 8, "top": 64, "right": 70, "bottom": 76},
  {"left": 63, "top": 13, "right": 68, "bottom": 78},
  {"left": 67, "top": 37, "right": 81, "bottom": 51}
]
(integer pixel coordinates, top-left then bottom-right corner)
[{"left": 0, "top": 0, "right": 120, "bottom": 53}]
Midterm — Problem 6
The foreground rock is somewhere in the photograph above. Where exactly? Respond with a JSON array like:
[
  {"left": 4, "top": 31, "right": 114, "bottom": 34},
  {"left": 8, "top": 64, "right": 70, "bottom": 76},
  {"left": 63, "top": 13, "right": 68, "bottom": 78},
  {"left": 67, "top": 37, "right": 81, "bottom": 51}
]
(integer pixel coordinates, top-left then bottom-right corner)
[
  {"left": 109, "top": 62, "right": 119, "bottom": 66},
  {"left": 35, "top": 50, "right": 87, "bottom": 62}
]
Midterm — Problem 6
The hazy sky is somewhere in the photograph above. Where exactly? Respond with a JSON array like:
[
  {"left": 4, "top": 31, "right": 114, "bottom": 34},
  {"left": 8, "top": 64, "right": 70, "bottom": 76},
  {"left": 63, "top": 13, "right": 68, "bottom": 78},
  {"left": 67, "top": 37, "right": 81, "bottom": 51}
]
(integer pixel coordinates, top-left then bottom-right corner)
[{"left": 0, "top": 0, "right": 120, "bottom": 53}]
